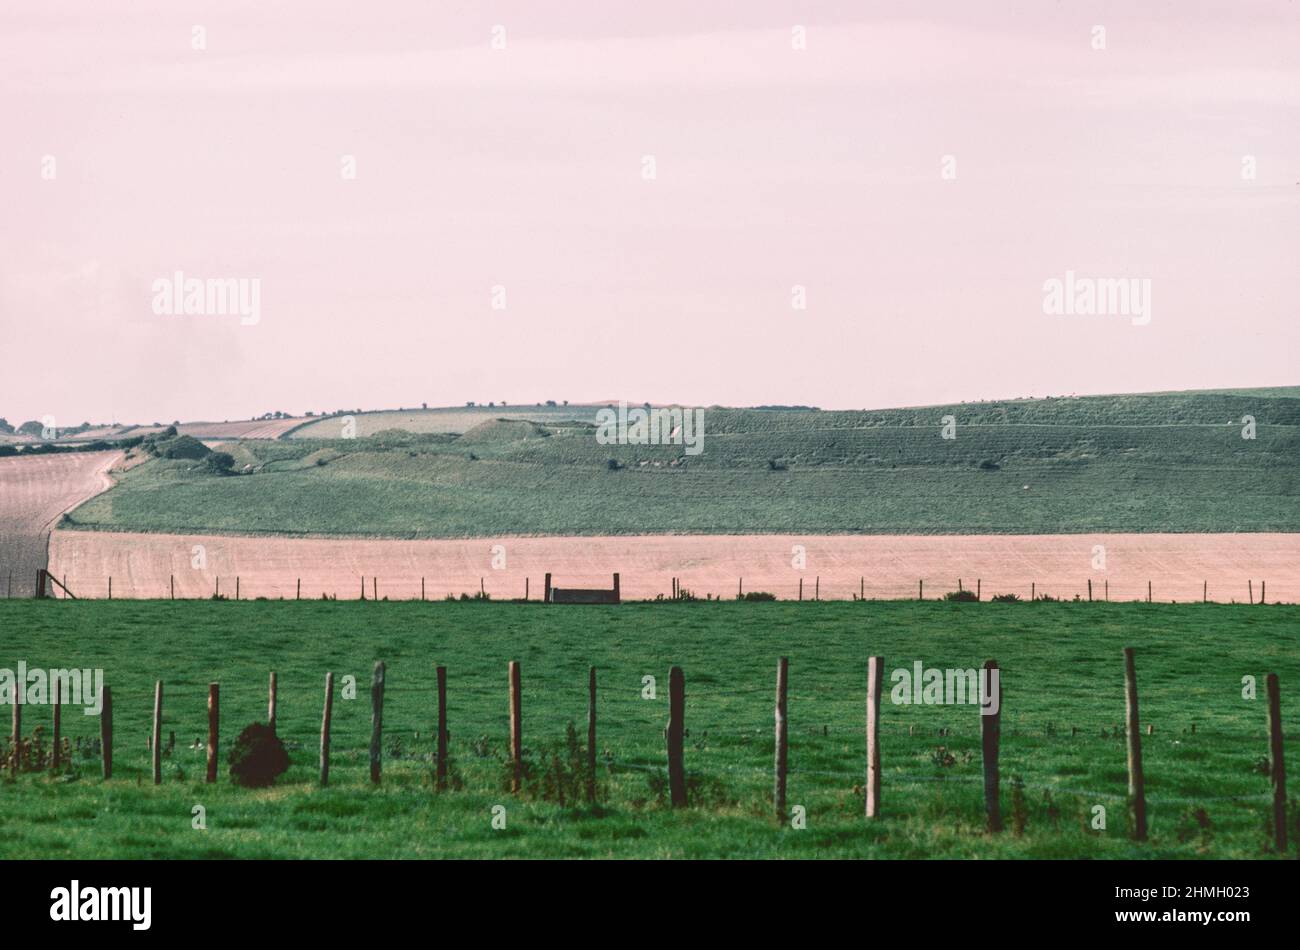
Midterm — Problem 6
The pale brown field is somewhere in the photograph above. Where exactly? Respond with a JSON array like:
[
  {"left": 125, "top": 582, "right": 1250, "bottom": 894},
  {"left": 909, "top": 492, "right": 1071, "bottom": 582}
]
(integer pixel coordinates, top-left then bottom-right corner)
[
  {"left": 46, "top": 529, "right": 1300, "bottom": 603},
  {"left": 0, "top": 451, "right": 121, "bottom": 597}
]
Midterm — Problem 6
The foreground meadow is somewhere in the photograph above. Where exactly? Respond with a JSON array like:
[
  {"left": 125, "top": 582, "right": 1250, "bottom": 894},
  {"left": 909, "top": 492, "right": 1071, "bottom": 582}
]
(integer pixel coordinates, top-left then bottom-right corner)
[{"left": 0, "top": 600, "right": 1296, "bottom": 859}]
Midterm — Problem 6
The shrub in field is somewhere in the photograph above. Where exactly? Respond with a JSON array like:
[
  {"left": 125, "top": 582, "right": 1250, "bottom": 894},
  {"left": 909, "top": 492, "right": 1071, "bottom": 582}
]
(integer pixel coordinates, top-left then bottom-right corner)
[
  {"left": 203, "top": 451, "right": 235, "bottom": 475},
  {"left": 161, "top": 435, "right": 210, "bottom": 460},
  {"left": 228, "top": 723, "right": 289, "bottom": 788},
  {"left": 740, "top": 591, "right": 777, "bottom": 601},
  {"left": 991, "top": 593, "right": 1021, "bottom": 603},
  {"left": 943, "top": 589, "right": 979, "bottom": 602}
]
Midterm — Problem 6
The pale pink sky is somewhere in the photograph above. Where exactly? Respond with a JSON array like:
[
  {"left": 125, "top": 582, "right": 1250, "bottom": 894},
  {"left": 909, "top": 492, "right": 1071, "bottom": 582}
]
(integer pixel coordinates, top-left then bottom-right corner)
[{"left": 1, "top": 1, "right": 1297, "bottom": 424}]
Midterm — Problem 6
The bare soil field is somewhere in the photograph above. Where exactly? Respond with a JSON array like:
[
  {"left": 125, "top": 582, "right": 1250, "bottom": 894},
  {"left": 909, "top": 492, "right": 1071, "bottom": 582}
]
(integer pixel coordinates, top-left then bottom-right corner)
[
  {"left": 0, "top": 451, "right": 121, "bottom": 597},
  {"left": 45, "top": 529, "right": 1300, "bottom": 603}
]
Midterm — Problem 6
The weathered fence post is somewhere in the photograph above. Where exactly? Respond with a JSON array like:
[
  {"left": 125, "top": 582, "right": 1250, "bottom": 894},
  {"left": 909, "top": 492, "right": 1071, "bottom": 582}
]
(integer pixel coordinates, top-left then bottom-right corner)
[
  {"left": 296, "top": 578, "right": 301, "bottom": 600},
  {"left": 435, "top": 666, "right": 448, "bottom": 791},
  {"left": 170, "top": 574, "right": 174, "bottom": 600},
  {"left": 370, "top": 661, "right": 385, "bottom": 784},
  {"left": 206, "top": 683, "right": 219, "bottom": 783},
  {"left": 374, "top": 577, "right": 379, "bottom": 600},
  {"left": 981, "top": 659, "right": 1002, "bottom": 832},
  {"left": 1203, "top": 580, "right": 1207, "bottom": 603},
  {"left": 666, "top": 666, "right": 687, "bottom": 807},
  {"left": 815, "top": 576, "right": 820, "bottom": 600},
  {"left": 236, "top": 576, "right": 240, "bottom": 600},
  {"left": 587, "top": 666, "right": 597, "bottom": 803},
  {"left": 919, "top": 579, "right": 924, "bottom": 600},
  {"left": 774, "top": 657, "right": 789, "bottom": 820},
  {"left": 422, "top": 577, "right": 426, "bottom": 601},
  {"left": 866, "top": 656, "right": 882, "bottom": 818},
  {"left": 1123, "top": 647, "right": 1147, "bottom": 841},
  {"left": 1147, "top": 581, "right": 1151, "bottom": 603},
  {"left": 1088, "top": 579, "right": 1092, "bottom": 602},
  {"left": 9, "top": 684, "right": 19, "bottom": 772},
  {"left": 508, "top": 661, "right": 522, "bottom": 792},
  {"left": 320, "top": 672, "right": 334, "bottom": 787},
  {"left": 798, "top": 578, "right": 803, "bottom": 601},
  {"left": 100, "top": 686, "right": 113, "bottom": 779},
  {"left": 1261, "top": 580, "right": 1266, "bottom": 604},
  {"left": 860, "top": 577, "right": 864, "bottom": 600},
  {"left": 1031, "top": 582, "right": 1035, "bottom": 601},
  {"left": 544, "top": 573, "right": 552, "bottom": 604},
  {"left": 1266, "top": 673, "right": 1286, "bottom": 852},
  {"left": 612, "top": 573, "right": 620, "bottom": 602},
  {"left": 52, "top": 679, "right": 62, "bottom": 769},
  {"left": 1248, "top": 580, "right": 1254, "bottom": 604},
  {"left": 267, "top": 671, "right": 278, "bottom": 734},
  {"left": 108, "top": 576, "right": 112, "bottom": 600},
  {"left": 152, "top": 681, "right": 163, "bottom": 785},
  {"left": 977, "top": 578, "right": 981, "bottom": 600}
]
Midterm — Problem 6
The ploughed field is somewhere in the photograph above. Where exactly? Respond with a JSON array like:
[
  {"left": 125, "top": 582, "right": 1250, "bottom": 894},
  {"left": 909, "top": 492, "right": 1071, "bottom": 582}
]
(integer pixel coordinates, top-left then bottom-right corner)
[
  {"left": 0, "top": 451, "right": 120, "bottom": 598},
  {"left": 45, "top": 529, "right": 1300, "bottom": 603},
  {"left": 59, "top": 391, "right": 1300, "bottom": 539},
  {"left": 1, "top": 600, "right": 1296, "bottom": 859}
]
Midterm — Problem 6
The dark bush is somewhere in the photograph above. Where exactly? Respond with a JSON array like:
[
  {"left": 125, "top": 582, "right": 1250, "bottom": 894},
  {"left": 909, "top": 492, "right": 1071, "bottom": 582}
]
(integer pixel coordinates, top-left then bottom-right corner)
[
  {"left": 606, "top": 458, "right": 623, "bottom": 471},
  {"left": 203, "top": 451, "right": 236, "bottom": 474},
  {"left": 740, "top": 591, "right": 777, "bottom": 601},
  {"left": 161, "top": 434, "right": 210, "bottom": 460},
  {"left": 228, "top": 722, "right": 289, "bottom": 787},
  {"left": 943, "top": 589, "right": 979, "bottom": 602},
  {"left": 991, "top": 593, "right": 1021, "bottom": 603}
]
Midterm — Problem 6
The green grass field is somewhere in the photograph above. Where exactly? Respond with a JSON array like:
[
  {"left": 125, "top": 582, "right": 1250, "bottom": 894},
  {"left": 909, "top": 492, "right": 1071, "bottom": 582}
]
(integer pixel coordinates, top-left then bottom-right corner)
[
  {"left": 2, "top": 600, "right": 1296, "bottom": 859},
  {"left": 65, "top": 390, "right": 1300, "bottom": 537}
]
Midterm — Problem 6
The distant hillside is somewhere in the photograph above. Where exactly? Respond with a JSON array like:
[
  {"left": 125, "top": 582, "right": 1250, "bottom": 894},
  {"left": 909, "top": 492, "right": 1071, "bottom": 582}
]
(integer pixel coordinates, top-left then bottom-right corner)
[{"left": 65, "top": 389, "right": 1299, "bottom": 538}]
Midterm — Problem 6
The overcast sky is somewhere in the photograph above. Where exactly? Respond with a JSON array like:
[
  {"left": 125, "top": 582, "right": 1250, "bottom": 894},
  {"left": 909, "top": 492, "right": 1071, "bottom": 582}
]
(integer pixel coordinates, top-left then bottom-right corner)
[{"left": 1, "top": 1, "right": 1297, "bottom": 425}]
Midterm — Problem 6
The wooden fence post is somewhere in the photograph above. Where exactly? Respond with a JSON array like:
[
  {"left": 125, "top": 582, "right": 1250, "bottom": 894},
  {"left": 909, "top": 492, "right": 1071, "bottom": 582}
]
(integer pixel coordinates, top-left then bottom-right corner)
[
  {"left": 151, "top": 681, "right": 163, "bottom": 785},
  {"left": 296, "top": 578, "right": 301, "bottom": 600},
  {"left": 360, "top": 576, "right": 365, "bottom": 600},
  {"left": 170, "top": 575, "right": 174, "bottom": 600},
  {"left": 815, "top": 576, "right": 820, "bottom": 600},
  {"left": 860, "top": 577, "right": 864, "bottom": 600},
  {"left": 108, "top": 576, "right": 112, "bottom": 600},
  {"left": 1249, "top": 580, "right": 1254, "bottom": 605},
  {"left": 435, "top": 666, "right": 448, "bottom": 791},
  {"left": 100, "top": 686, "right": 112, "bottom": 779},
  {"left": 977, "top": 578, "right": 981, "bottom": 601},
  {"left": 206, "top": 683, "right": 219, "bottom": 783},
  {"left": 522, "top": 577, "right": 526, "bottom": 601},
  {"left": 422, "top": 577, "right": 426, "bottom": 601},
  {"left": 919, "top": 579, "right": 924, "bottom": 600},
  {"left": 738, "top": 577, "right": 743, "bottom": 599},
  {"left": 544, "top": 573, "right": 552, "bottom": 604},
  {"left": 9, "top": 683, "right": 18, "bottom": 772},
  {"left": 508, "top": 661, "right": 522, "bottom": 793},
  {"left": 369, "top": 662, "right": 385, "bottom": 784},
  {"left": 981, "top": 659, "right": 1002, "bottom": 832},
  {"left": 666, "top": 666, "right": 687, "bottom": 807},
  {"left": 774, "top": 657, "right": 789, "bottom": 820},
  {"left": 374, "top": 577, "right": 379, "bottom": 601},
  {"left": 866, "top": 656, "right": 882, "bottom": 818},
  {"left": 587, "top": 666, "right": 597, "bottom": 803},
  {"left": 1147, "top": 581, "right": 1151, "bottom": 603},
  {"left": 236, "top": 577, "right": 240, "bottom": 600},
  {"left": 320, "top": 672, "right": 334, "bottom": 787},
  {"left": 1261, "top": 580, "right": 1266, "bottom": 605},
  {"left": 1088, "top": 579, "right": 1092, "bottom": 602},
  {"left": 1123, "top": 647, "right": 1147, "bottom": 841},
  {"left": 267, "top": 671, "right": 278, "bottom": 734},
  {"left": 52, "top": 680, "right": 62, "bottom": 769},
  {"left": 1203, "top": 580, "right": 1207, "bottom": 603},
  {"left": 1031, "top": 582, "right": 1035, "bottom": 601},
  {"left": 798, "top": 578, "right": 803, "bottom": 601},
  {"left": 612, "top": 573, "right": 620, "bottom": 602},
  {"left": 1266, "top": 673, "right": 1286, "bottom": 852}
]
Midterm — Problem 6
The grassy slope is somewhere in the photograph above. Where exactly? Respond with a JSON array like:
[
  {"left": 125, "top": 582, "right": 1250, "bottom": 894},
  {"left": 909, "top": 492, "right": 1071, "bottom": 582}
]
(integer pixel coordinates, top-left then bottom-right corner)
[
  {"left": 65, "top": 391, "right": 1300, "bottom": 537},
  {"left": 1, "top": 600, "right": 1295, "bottom": 859}
]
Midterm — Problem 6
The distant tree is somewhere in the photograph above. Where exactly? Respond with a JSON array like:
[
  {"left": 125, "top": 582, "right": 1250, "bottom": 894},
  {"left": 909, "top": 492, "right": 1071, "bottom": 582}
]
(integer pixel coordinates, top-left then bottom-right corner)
[
  {"left": 0, "top": 418, "right": 13, "bottom": 434},
  {"left": 546, "top": 400, "right": 557, "bottom": 407},
  {"left": 422, "top": 402, "right": 427, "bottom": 410},
  {"left": 563, "top": 400, "right": 569, "bottom": 406},
  {"left": 18, "top": 420, "right": 44, "bottom": 437}
]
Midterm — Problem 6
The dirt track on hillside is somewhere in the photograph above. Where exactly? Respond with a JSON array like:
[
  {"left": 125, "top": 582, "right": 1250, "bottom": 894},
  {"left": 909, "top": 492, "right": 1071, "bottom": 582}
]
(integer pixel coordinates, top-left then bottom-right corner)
[
  {"left": 0, "top": 451, "right": 120, "bottom": 597},
  {"left": 45, "top": 530, "right": 1300, "bottom": 603}
]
